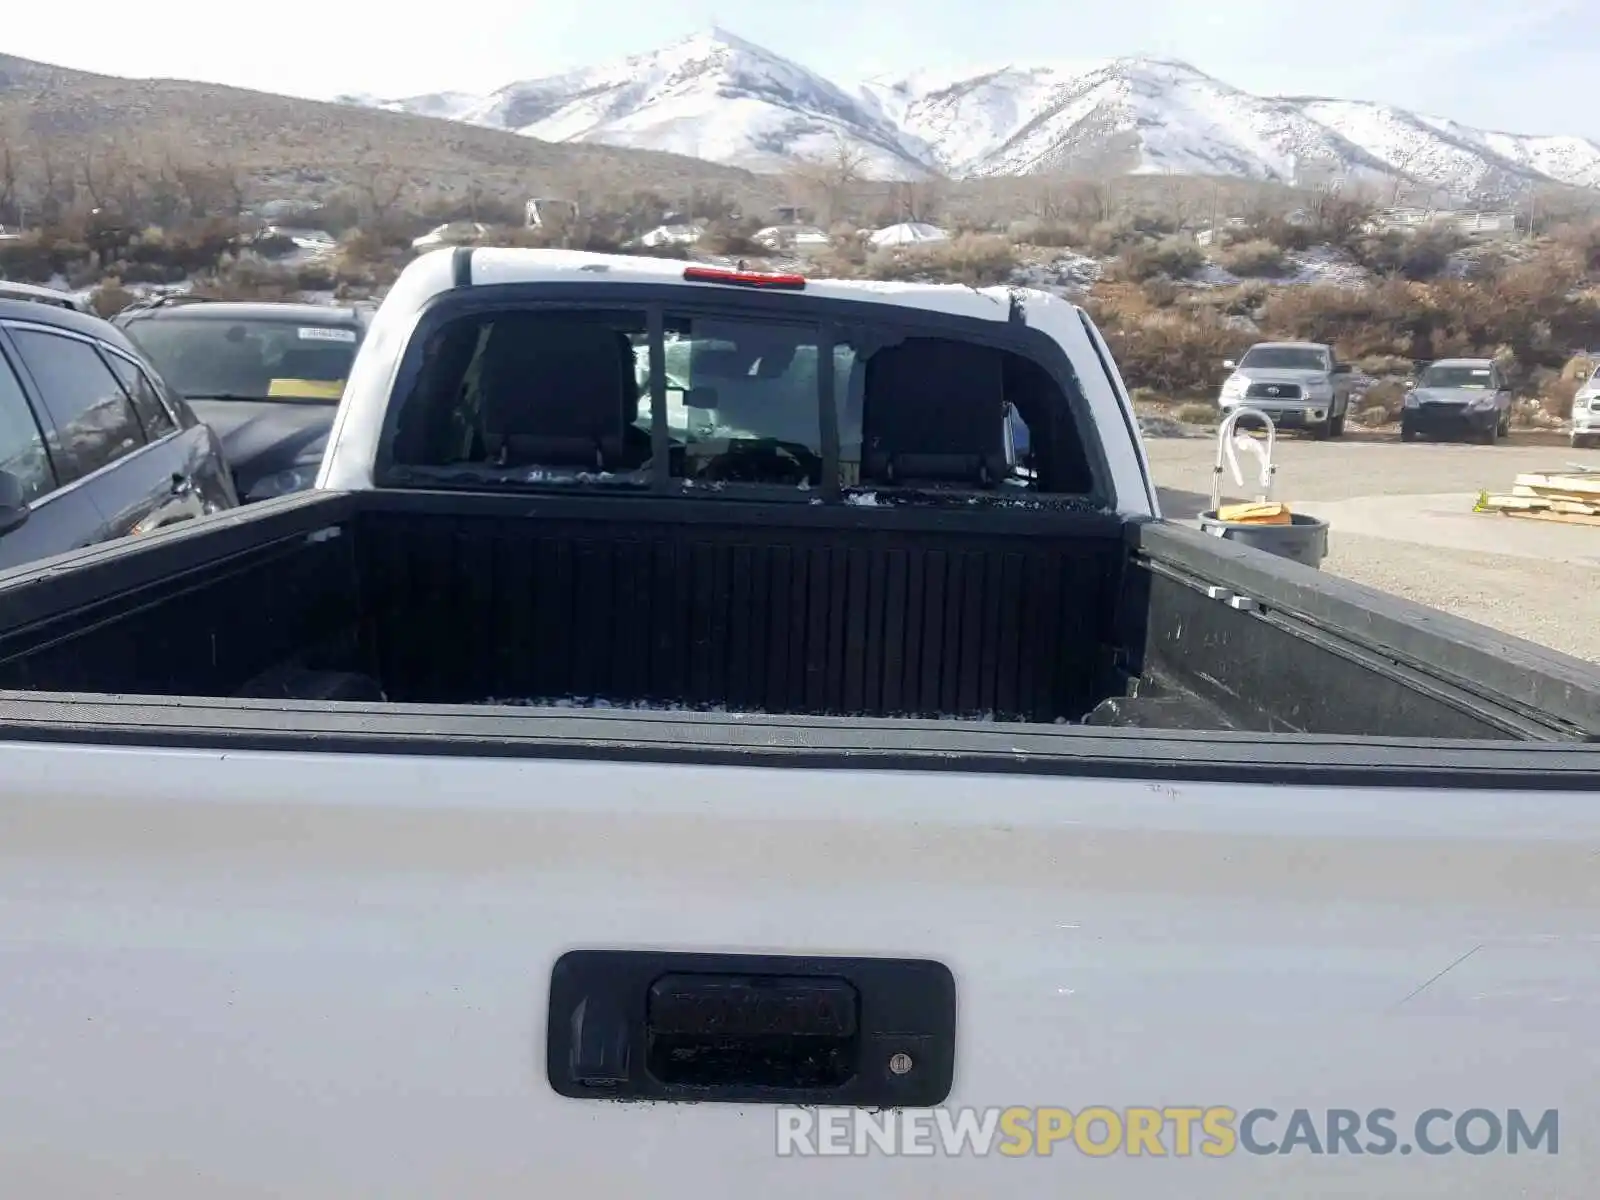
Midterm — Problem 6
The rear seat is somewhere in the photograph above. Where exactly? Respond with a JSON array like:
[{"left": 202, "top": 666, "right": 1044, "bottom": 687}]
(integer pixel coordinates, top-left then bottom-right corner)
[
  {"left": 480, "top": 320, "right": 627, "bottom": 469},
  {"left": 860, "top": 338, "right": 1009, "bottom": 487}
]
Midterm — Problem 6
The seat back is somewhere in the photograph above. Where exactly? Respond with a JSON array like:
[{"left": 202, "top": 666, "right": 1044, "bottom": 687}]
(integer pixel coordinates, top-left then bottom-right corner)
[
  {"left": 479, "top": 321, "right": 627, "bottom": 468},
  {"left": 861, "top": 339, "right": 1008, "bottom": 486}
]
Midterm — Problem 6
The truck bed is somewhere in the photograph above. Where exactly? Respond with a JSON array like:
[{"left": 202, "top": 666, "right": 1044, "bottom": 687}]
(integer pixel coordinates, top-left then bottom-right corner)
[{"left": 1, "top": 488, "right": 1596, "bottom": 747}]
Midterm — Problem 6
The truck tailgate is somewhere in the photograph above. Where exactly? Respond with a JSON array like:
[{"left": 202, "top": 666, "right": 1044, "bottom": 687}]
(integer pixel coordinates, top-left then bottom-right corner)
[{"left": 0, "top": 740, "right": 1594, "bottom": 1198}]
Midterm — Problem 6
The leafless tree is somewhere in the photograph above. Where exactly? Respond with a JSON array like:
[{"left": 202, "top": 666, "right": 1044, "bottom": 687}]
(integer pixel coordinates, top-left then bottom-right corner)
[
  {"left": 170, "top": 155, "right": 236, "bottom": 221},
  {"left": 887, "top": 177, "right": 945, "bottom": 224},
  {"left": 353, "top": 156, "right": 410, "bottom": 225},
  {"left": 37, "top": 143, "right": 67, "bottom": 222},
  {"left": 1026, "top": 176, "right": 1073, "bottom": 224},
  {"left": 0, "top": 143, "right": 18, "bottom": 226},
  {"left": 1067, "top": 179, "right": 1115, "bottom": 223},
  {"left": 787, "top": 135, "right": 870, "bottom": 226},
  {"left": 79, "top": 141, "right": 146, "bottom": 220}
]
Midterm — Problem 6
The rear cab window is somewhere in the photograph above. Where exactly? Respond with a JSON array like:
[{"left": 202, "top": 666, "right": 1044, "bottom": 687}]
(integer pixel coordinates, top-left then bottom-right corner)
[{"left": 379, "top": 298, "right": 1099, "bottom": 506}]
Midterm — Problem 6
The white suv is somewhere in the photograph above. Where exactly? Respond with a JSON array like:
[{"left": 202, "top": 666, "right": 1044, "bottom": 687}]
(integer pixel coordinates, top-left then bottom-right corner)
[{"left": 1572, "top": 363, "right": 1600, "bottom": 450}]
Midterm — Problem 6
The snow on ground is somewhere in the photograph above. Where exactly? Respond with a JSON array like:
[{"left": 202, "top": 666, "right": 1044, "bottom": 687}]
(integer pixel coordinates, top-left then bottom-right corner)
[
  {"left": 1010, "top": 242, "right": 1365, "bottom": 294},
  {"left": 484, "top": 695, "right": 1012, "bottom": 721},
  {"left": 1011, "top": 252, "right": 1103, "bottom": 295},
  {"left": 1187, "top": 245, "right": 1368, "bottom": 290},
  {"left": 869, "top": 222, "right": 950, "bottom": 248},
  {"left": 1285, "top": 247, "right": 1369, "bottom": 289},
  {"left": 1190, "top": 262, "right": 1240, "bottom": 289}
]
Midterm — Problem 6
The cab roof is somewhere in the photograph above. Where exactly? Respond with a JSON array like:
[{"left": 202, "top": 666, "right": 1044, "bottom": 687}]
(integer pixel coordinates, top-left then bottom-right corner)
[{"left": 444, "top": 245, "right": 1065, "bottom": 323}]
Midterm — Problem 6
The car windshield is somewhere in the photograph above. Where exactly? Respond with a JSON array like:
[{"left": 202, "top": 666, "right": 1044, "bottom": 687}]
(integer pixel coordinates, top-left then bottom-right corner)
[
  {"left": 1420, "top": 365, "right": 1492, "bottom": 389},
  {"left": 124, "top": 316, "right": 360, "bottom": 402},
  {"left": 1239, "top": 347, "right": 1328, "bottom": 371}
]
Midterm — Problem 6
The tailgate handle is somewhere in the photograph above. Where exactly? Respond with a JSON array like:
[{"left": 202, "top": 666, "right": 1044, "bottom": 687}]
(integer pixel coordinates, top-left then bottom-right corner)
[{"left": 547, "top": 950, "right": 955, "bottom": 1106}]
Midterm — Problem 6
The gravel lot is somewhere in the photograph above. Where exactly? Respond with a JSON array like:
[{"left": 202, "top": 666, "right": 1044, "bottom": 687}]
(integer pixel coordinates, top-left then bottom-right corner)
[{"left": 1142, "top": 429, "right": 1600, "bottom": 663}]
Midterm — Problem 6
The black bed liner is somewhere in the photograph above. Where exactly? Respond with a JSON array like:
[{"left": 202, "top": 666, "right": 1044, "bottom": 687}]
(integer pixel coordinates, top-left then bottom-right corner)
[{"left": 0, "top": 487, "right": 1596, "bottom": 786}]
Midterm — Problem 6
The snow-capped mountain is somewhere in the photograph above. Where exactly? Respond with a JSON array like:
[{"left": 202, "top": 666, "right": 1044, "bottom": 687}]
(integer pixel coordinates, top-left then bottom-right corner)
[
  {"left": 1281, "top": 98, "right": 1600, "bottom": 196},
  {"left": 861, "top": 58, "right": 1404, "bottom": 185},
  {"left": 342, "top": 29, "right": 933, "bottom": 180},
  {"left": 339, "top": 90, "right": 482, "bottom": 123},
  {"left": 343, "top": 31, "right": 1600, "bottom": 198}
]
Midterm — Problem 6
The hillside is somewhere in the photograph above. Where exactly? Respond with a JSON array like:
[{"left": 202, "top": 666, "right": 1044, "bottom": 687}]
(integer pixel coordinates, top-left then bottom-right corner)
[
  {"left": 347, "top": 31, "right": 1600, "bottom": 200},
  {"left": 0, "top": 52, "right": 777, "bottom": 212}
]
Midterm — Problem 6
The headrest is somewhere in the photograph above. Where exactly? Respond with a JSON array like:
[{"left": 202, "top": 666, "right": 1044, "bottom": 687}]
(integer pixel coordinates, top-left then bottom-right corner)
[
  {"left": 862, "top": 340, "right": 1007, "bottom": 453},
  {"left": 479, "top": 322, "right": 626, "bottom": 463},
  {"left": 693, "top": 349, "right": 752, "bottom": 380},
  {"left": 860, "top": 340, "right": 1009, "bottom": 487}
]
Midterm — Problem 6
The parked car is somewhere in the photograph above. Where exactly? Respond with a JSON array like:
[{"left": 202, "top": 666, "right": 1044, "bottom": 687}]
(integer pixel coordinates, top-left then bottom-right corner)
[
  {"left": 0, "top": 286, "right": 237, "bottom": 573},
  {"left": 0, "top": 279, "right": 94, "bottom": 314},
  {"left": 1400, "top": 357, "right": 1512, "bottom": 444},
  {"left": 1571, "top": 362, "right": 1600, "bottom": 450},
  {"left": 114, "top": 297, "right": 369, "bottom": 501},
  {"left": 1215, "top": 340, "right": 1357, "bottom": 438}
]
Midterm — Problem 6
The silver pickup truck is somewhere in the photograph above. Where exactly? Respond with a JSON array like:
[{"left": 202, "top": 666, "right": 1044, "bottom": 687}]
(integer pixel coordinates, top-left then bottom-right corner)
[
  {"left": 1217, "top": 340, "right": 1358, "bottom": 437},
  {"left": 0, "top": 248, "right": 1595, "bottom": 1199}
]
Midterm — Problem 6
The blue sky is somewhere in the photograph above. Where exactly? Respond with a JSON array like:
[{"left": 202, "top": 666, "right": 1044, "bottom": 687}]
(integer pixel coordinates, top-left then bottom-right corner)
[{"left": 7, "top": 0, "right": 1597, "bottom": 136}]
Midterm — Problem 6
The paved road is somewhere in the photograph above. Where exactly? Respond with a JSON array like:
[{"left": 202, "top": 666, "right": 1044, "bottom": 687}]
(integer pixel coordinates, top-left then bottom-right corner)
[{"left": 1143, "top": 432, "right": 1600, "bottom": 662}]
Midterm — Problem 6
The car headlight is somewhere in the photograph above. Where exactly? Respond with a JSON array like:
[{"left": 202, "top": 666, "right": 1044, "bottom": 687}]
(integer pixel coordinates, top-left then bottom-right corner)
[
  {"left": 245, "top": 465, "right": 319, "bottom": 502},
  {"left": 1403, "top": 391, "right": 1420, "bottom": 408},
  {"left": 1469, "top": 394, "right": 1497, "bottom": 410}
]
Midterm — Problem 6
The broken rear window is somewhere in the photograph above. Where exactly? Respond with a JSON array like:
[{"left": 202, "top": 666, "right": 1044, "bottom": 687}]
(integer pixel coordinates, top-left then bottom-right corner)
[{"left": 380, "top": 305, "right": 1094, "bottom": 501}]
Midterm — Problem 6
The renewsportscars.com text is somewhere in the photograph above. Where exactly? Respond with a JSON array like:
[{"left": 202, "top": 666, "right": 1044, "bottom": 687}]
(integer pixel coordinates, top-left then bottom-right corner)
[{"left": 775, "top": 1106, "right": 1559, "bottom": 1158}]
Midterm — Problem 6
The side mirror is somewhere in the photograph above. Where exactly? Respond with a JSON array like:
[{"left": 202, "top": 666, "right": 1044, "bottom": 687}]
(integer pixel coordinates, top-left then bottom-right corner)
[
  {"left": 0, "top": 470, "right": 29, "bottom": 537},
  {"left": 1222, "top": 359, "right": 1236, "bottom": 370},
  {"left": 1332, "top": 363, "right": 1352, "bottom": 374}
]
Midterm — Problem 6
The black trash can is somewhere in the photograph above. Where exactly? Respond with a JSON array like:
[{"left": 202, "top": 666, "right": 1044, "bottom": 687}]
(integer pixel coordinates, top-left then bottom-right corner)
[{"left": 1197, "top": 510, "right": 1329, "bottom": 569}]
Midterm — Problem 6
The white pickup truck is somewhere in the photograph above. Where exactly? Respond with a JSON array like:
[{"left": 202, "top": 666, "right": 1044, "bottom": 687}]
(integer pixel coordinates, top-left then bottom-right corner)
[{"left": 0, "top": 248, "right": 1596, "bottom": 1199}]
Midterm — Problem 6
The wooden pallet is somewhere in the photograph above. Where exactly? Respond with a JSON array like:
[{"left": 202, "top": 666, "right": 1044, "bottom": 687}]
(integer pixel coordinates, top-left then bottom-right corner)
[
  {"left": 1513, "top": 470, "right": 1600, "bottom": 496},
  {"left": 1498, "top": 508, "right": 1600, "bottom": 528},
  {"left": 1475, "top": 471, "right": 1600, "bottom": 526}
]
